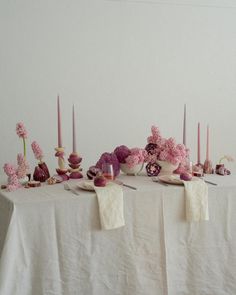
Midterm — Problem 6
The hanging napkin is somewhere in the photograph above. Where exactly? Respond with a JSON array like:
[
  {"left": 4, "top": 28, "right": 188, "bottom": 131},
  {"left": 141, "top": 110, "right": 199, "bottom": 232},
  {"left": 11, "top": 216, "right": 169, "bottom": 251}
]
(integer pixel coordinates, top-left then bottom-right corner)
[
  {"left": 183, "top": 179, "right": 209, "bottom": 222},
  {"left": 94, "top": 182, "right": 125, "bottom": 230}
]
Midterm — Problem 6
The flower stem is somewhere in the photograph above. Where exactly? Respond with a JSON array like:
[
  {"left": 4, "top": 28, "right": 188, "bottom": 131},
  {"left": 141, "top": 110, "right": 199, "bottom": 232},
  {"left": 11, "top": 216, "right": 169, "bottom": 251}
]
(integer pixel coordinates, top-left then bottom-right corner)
[
  {"left": 219, "top": 156, "right": 225, "bottom": 164},
  {"left": 23, "top": 138, "right": 26, "bottom": 158}
]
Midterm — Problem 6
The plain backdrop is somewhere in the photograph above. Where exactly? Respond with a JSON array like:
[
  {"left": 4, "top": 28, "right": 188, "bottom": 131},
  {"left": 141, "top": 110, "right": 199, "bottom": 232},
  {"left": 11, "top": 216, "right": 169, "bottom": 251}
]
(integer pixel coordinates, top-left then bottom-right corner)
[{"left": 0, "top": 0, "right": 236, "bottom": 177}]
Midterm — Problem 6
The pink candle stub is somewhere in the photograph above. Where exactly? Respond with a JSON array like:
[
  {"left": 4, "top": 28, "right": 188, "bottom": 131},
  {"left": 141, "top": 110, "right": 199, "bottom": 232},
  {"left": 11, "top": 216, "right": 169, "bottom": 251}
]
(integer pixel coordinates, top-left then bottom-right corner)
[
  {"left": 206, "top": 125, "right": 209, "bottom": 161},
  {"left": 57, "top": 96, "right": 62, "bottom": 148},
  {"left": 183, "top": 104, "right": 186, "bottom": 146},
  {"left": 72, "top": 105, "right": 77, "bottom": 153},
  {"left": 197, "top": 122, "right": 201, "bottom": 164}
]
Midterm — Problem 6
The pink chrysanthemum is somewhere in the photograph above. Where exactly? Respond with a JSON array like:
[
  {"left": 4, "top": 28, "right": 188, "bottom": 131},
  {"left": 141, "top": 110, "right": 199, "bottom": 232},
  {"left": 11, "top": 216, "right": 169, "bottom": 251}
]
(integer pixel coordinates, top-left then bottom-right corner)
[
  {"left": 31, "top": 141, "right": 44, "bottom": 161},
  {"left": 16, "top": 122, "right": 28, "bottom": 139}
]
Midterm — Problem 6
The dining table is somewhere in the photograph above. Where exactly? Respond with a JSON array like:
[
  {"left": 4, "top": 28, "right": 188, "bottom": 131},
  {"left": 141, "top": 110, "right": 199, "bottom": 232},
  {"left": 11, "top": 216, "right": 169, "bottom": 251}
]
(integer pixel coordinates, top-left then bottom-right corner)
[{"left": 0, "top": 174, "right": 236, "bottom": 295}]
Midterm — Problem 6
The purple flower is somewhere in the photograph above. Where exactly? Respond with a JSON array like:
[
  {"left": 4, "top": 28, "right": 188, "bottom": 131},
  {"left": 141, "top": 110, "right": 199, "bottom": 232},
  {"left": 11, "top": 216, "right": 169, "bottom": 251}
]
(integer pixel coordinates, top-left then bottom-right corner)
[
  {"left": 114, "top": 145, "right": 131, "bottom": 164},
  {"left": 96, "top": 152, "right": 120, "bottom": 177}
]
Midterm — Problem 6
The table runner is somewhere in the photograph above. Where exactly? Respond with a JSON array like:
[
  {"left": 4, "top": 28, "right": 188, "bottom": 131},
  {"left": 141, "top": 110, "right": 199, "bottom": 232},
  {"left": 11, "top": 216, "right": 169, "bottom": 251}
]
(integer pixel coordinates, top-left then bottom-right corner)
[{"left": 0, "top": 175, "right": 236, "bottom": 295}]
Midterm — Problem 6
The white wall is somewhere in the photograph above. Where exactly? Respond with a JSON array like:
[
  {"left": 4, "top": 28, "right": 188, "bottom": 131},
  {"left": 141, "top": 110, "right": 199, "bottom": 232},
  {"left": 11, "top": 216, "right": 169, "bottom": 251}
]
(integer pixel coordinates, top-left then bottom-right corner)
[{"left": 0, "top": 0, "right": 236, "bottom": 176}]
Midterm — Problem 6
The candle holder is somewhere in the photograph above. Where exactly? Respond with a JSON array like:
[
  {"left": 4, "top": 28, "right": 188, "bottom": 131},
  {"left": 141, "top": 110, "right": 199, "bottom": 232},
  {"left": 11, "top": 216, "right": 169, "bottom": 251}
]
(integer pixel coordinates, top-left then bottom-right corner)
[
  {"left": 203, "top": 159, "right": 214, "bottom": 174},
  {"left": 68, "top": 153, "right": 83, "bottom": 179},
  {"left": 55, "top": 147, "right": 69, "bottom": 181},
  {"left": 192, "top": 163, "right": 204, "bottom": 177}
]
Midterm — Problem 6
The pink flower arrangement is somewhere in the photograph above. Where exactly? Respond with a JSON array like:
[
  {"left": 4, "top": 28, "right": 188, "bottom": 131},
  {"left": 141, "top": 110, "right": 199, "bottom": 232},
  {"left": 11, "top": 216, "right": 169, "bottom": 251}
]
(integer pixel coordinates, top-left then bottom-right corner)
[
  {"left": 31, "top": 141, "right": 50, "bottom": 181},
  {"left": 145, "top": 126, "right": 188, "bottom": 165},
  {"left": 114, "top": 145, "right": 147, "bottom": 168},
  {"left": 31, "top": 141, "right": 44, "bottom": 162},
  {"left": 125, "top": 148, "right": 147, "bottom": 168}
]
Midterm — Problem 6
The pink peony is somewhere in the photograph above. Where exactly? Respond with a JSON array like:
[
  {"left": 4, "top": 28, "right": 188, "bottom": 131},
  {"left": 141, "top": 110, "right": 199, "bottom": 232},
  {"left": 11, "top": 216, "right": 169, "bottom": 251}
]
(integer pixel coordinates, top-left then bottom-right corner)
[
  {"left": 16, "top": 122, "right": 28, "bottom": 139},
  {"left": 31, "top": 141, "right": 44, "bottom": 161}
]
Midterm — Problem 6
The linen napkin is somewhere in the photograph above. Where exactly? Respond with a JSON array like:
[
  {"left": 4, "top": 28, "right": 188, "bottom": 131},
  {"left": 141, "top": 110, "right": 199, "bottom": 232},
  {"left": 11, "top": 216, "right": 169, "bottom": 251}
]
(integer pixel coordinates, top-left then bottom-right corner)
[
  {"left": 94, "top": 182, "right": 125, "bottom": 230},
  {"left": 183, "top": 179, "right": 209, "bottom": 222}
]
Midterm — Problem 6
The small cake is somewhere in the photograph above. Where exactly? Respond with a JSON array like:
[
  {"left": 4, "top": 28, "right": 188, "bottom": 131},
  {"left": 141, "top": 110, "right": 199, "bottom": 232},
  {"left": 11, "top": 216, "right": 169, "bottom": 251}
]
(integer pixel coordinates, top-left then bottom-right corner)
[
  {"left": 28, "top": 181, "right": 41, "bottom": 187},
  {"left": 47, "top": 177, "right": 57, "bottom": 185}
]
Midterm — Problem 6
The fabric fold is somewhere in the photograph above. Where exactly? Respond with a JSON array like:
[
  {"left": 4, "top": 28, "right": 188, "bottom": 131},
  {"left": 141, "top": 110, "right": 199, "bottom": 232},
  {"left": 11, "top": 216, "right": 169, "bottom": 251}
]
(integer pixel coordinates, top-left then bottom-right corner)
[
  {"left": 183, "top": 179, "right": 209, "bottom": 222},
  {"left": 94, "top": 182, "right": 125, "bottom": 230}
]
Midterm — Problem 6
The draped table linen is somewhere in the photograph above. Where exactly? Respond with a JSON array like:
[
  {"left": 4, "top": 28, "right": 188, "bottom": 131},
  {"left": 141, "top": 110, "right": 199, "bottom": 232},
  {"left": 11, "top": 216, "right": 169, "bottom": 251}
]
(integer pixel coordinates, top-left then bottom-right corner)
[{"left": 0, "top": 175, "right": 236, "bottom": 295}]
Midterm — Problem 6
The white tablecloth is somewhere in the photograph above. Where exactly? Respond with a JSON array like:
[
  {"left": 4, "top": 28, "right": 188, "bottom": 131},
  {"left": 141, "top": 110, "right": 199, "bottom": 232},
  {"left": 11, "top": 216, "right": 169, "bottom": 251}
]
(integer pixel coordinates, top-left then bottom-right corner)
[{"left": 0, "top": 175, "right": 236, "bottom": 295}]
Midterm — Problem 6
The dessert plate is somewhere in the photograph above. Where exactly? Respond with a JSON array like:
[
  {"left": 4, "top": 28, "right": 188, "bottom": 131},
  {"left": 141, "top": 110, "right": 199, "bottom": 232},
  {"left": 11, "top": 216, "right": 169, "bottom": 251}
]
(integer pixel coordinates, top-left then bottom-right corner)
[
  {"left": 77, "top": 180, "right": 95, "bottom": 191},
  {"left": 158, "top": 175, "right": 199, "bottom": 185}
]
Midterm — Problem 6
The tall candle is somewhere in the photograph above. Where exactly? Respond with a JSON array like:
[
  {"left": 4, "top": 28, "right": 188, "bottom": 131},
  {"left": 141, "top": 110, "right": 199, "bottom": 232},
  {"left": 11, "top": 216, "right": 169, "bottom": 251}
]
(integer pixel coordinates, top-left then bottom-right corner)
[
  {"left": 57, "top": 95, "right": 62, "bottom": 148},
  {"left": 206, "top": 125, "right": 209, "bottom": 161},
  {"left": 183, "top": 104, "right": 186, "bottom": 146},
  {"left": 72, "top": 105, "right": 77, "bottom": 153},
  {"left": 197, "top": 122, "right": 201, "bottom": 164}
]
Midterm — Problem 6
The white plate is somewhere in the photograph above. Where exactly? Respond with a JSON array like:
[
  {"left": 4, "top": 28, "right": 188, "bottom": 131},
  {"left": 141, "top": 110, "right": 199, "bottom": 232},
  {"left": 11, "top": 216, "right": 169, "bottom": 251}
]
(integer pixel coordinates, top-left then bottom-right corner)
[
  {"left": 158, "top": 175, "right": 199, "bottom": 185},
  {"left": 77, "top": 180, "right": 95, "bottom": 191}
]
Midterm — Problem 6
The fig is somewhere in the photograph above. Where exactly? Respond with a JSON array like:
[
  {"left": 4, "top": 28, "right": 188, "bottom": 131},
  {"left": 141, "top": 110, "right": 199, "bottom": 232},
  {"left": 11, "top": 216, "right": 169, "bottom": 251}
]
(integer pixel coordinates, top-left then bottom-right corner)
[
  {"left": 94, "top": 175, "right": 107, "bottom": 187},
  {"left": 180, "top": 172, "right": 192, "bottom": 181}
]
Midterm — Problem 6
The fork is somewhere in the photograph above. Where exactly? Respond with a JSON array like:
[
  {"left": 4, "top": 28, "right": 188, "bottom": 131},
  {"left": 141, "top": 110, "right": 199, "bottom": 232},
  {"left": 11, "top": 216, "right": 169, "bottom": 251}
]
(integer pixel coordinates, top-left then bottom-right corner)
[
  {"left": 200, "top": 178, "right": 217, "bottom": 186},
  {"left": 152, "top": 178, "right": 169, "bottom": 186}
]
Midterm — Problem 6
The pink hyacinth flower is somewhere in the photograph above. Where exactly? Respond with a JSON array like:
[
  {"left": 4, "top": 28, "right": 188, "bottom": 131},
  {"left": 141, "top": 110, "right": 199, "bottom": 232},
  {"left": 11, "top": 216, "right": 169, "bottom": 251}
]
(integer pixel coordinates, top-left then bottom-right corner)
[
  {"left": 31, "top": 141, "right": 44, "bottom": 161},
  {"left": 3, "top": 163, "right": 17, "bottom": 176},
  {"left": 16, "top": 122, "right": 28, "bottom": 139},
  {"left": 17, "top": 154, "right": 30, "bottom": 178},
  {"left": 17, "top": 153, "right": 24, "bottom": 165}
]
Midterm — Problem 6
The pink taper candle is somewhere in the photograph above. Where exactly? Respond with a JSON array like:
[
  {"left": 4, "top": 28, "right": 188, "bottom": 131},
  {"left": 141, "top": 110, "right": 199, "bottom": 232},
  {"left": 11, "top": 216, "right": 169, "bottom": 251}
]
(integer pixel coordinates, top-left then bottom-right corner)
[
  {"left": 72, "top": 105, "right": 77, "bottom": 153},
  {"left": 57, "top": 95, "right": 62, "bottom": 148},
  {"left": 197, "top": 122, "right": 201, "bottom": 164},
  {"left": 183, "top": 104, "right": 186, "bottom": 146},
  {"left": 206, "top": 125, "right": 209, "bottom": 161}
]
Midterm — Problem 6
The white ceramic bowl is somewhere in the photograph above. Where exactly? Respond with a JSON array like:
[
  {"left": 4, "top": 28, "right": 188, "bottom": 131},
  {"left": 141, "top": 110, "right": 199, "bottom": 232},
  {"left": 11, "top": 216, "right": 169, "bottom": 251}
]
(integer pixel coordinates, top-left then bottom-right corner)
[
  {"left": 120, "top": 163, "right": 143, "bottom": 175},
  {"left": 157, "top": 160, "right": 179, "bottom": 176}
]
